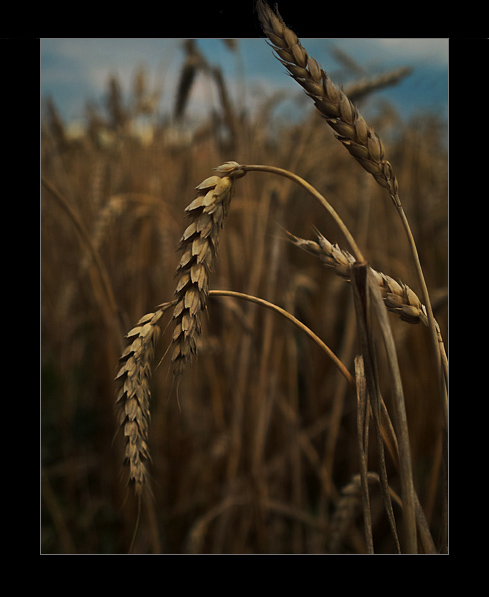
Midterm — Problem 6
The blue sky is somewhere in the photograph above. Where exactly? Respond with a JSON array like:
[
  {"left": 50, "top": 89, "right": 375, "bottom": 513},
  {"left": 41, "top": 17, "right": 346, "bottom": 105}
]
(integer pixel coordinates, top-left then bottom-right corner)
[{"left": 41, "top": 37, "right": 448, "bottom": 126}]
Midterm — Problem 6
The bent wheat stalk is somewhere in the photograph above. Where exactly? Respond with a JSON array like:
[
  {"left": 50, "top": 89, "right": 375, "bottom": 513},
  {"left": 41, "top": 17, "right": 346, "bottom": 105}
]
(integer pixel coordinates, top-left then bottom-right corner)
[
  {"left": 256, "top": 0, "right": 446, "bottom": 419},
  {"left": 209, "top": 289, "right": 354, "bottom": 388}
]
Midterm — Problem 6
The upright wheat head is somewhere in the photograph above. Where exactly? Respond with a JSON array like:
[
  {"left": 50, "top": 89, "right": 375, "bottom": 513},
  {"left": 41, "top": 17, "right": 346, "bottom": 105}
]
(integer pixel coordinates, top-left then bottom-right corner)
[{"left": 256, "top": 0, "right": 400, "bottom": 207}]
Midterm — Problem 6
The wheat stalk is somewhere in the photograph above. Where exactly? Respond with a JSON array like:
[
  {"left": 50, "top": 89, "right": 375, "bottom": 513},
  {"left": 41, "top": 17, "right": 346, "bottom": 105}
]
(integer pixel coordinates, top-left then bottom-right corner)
[
  {"left": 170, "top": 161, "right": 245, "bottom": 378},
  {"left": 257, "top": 0, "right": 446, "bottom": 421}
]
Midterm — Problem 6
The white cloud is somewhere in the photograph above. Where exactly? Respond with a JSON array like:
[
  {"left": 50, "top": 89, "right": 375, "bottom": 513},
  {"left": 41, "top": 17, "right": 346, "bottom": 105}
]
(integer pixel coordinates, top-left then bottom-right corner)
[{"left": 367, "top": 39, "right": 448, "bottom": 65}]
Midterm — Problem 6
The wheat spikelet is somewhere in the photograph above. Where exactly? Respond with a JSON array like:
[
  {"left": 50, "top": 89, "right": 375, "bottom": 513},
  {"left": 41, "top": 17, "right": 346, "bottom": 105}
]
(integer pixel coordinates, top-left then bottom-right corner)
[
  {"left": 171, "top": 162, "right": 246, "bottom": 378},
  {"left": 327, "top": 474, "right": 364, "bottom": 552},
  {"left": 115, "top": 310, "right": 163, "bottom": 496},
  {"left": 256, "top": 1, "right": 400, "bottom": 207},
  {"left": 286, "top": 230, "right": 429, "bottom": 326},
  {"left": 327, "top": 472, "right": 403, "bottom": 552}
]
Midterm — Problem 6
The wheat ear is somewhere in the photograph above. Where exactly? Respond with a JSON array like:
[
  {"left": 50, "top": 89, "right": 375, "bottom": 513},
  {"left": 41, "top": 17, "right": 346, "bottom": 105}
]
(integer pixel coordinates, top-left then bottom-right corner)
[
  {"left": 256, "top": 0, "right": 399, "bottom": 207},
  {"left": 170, "top": 161, "right": 245, "bottom": 378},
  {"left": 327, "top": 472, "right": 403, "bottom": 552},
  {"left": 286, "top": 230, "right": 430, "bottom": 327},
  {"left": 115, "top": 310, "right": 164, "bottom": 495},
  {"left": 289, "top": 228, "right": 447, "bottom": 384}
]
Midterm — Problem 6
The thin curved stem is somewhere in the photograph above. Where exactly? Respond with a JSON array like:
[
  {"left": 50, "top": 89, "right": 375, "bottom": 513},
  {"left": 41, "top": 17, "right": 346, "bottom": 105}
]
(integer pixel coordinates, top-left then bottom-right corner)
[
  {"left": 396, "top": 206, "right": 448, "bottom": 422},
  {"left": 208, "top": 289, "right": 355, "bottom": 389},
  {"left": 156, "top": 289, "right": 354, "bottom": 387},
  {"left": 240, "top": 164, "right": 365, "bottom": 263}
]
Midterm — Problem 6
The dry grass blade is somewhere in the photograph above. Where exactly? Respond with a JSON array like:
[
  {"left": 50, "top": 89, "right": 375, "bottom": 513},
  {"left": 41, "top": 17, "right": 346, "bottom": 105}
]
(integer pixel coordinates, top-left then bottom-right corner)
[
  {"left": 351, "top": 267, "right": 403, "bottom": 553},
  {"left": 354, "top": 355, "right": 374, "bottom": 553},
  {"left": 367, "top": 271, "right": 419, "bottom": 553},
  {"left": 351, "top": 264, "right": 417, "bottom": 553}
]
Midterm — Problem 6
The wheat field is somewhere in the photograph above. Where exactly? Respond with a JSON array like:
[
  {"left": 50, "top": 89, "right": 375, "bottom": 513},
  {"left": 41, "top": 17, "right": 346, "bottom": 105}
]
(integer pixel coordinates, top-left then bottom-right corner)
[{"left": 41, "top": 4, "right": 448, "bottom": 554}]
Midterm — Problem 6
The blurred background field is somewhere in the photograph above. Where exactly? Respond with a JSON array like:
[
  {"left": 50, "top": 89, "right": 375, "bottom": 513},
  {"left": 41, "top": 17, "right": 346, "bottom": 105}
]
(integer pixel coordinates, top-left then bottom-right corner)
[{"left": 41, "top": 37, "right": 448, "bottom": 553}]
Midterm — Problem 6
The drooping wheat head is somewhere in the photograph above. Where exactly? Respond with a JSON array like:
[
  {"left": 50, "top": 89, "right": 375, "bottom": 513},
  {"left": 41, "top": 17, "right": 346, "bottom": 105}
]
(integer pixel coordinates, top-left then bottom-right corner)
[
  {"left": 286, "top": 229, "right": 429, "bottom": 326},
  {"left": 170, "top": 161, "right": 246, "bottom": 378},
  {"left": 115, "top": 310, "right": 164, "bottom": 496}
]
